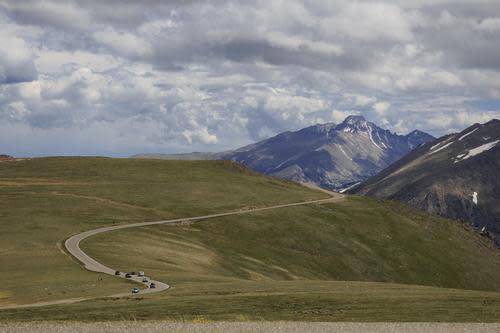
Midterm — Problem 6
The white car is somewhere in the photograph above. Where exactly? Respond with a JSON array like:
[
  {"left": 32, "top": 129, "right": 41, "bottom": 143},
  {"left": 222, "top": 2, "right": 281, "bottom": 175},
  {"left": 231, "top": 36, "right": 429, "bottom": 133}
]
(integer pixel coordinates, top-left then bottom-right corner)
[
  {"left": 138, "top": 271, "right": 145, "bottom": 277},
  {"left": 131, "top": 288, "right": 140, "bottom": 294}
]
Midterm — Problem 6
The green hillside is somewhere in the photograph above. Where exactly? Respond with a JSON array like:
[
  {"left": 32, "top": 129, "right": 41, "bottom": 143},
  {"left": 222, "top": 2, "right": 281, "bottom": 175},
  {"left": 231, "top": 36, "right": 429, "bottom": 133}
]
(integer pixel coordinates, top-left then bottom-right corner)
[
  {"left": 2, "top": 157, "right": 500, "bottom": 322},
  {"left": 83, "top": 197, "right": 500, "bottom": 291},
  {"left": 0, "top": 157, "right": 324, "bottom": 307}
]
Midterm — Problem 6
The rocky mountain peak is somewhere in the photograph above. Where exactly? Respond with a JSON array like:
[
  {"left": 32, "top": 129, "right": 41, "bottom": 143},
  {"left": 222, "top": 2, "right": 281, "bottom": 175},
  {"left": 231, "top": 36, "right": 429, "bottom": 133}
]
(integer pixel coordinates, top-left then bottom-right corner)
[
  {"left": 485, "top": 118, "right": 500, "bottom": 126},
  {"left": 136, "top": 115, "right": 435, "bottom": 192},
  {"left": 405, "top": 129, "right": 435, "bottom": 149},
  {"left": 336, "top": 115, "right": 374, "bottom": 134},
  {"left": 407, "top": 130, "right": 426, "bottom": 136},
  {"left": 220, "top": 115, "right": 434, "bottom": 191},
  {"left": 343, "top": 114, "right": 366, "bottom": 123},
  {"left": 342, "top": 115, "right": 368, "bottom": 127}
]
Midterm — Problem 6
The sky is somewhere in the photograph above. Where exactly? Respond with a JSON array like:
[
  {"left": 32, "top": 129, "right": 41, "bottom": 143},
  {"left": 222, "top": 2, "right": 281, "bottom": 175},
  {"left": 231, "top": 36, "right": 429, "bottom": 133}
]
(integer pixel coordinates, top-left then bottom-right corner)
[{"left": 1, "top": 0, "right": 500, "bottom": 157}]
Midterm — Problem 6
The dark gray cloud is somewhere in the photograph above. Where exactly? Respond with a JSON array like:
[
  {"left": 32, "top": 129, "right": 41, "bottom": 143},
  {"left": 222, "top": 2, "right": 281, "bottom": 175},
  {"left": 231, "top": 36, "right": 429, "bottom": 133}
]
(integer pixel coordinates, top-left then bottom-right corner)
[
  {"left": 0, "top": 27, "right": 38, "bottom": 84},
  {"left": 212, "top": 39, "right": 371, "bottom": 72},
  {"left": 0, "top": 59, "right": 37, "bottom": 84},
  {"left": 0, "top": 0, "right": 500, "bottom": 156}
]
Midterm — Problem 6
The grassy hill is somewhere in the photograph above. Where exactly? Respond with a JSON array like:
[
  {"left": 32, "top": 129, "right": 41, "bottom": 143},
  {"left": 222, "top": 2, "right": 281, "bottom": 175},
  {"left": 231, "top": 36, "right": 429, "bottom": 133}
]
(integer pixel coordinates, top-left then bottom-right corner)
[
  {"left": 82, "top": 197, "right": 500, "bottom": 291},
  {"left": 0, "top": 157, "right": 324, "bottom": 307},
  {"left": 2, "top": 157, "right": 500, "bottom": 321}
]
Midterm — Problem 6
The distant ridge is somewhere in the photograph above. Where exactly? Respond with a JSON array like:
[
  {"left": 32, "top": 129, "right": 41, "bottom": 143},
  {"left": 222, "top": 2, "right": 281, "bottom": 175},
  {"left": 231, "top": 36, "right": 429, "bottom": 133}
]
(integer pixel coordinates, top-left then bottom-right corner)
[
  {"left": 133, "top": 152, "right": 223, "bottom": 160},
  {"left": 133, "top": 115, "right": 434, "bottom": 191}
]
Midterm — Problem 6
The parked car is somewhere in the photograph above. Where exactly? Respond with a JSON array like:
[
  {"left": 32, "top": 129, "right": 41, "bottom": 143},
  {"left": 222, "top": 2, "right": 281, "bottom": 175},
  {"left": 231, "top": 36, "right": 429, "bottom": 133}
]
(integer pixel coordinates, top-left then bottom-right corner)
[
  {"left": 114, "top": 270, "right": 121, "bottom": 276},
  {"left": 138, "top": 271, "right": 145, "bottom": 277},
  {"left": 149, "top": 282, "right": 156, "bottom": 289},
  {"left": 125, "top": 273, "right": 132, "bottom": 278},
  {"left": 131, "top": 288, "right": 140, "bottom": 294},
  {"left": 142, "top": 277, "right": 149, "bottom": 283},
  {"left": 130, "top": 271, "right": 136, "bottom": 275}
]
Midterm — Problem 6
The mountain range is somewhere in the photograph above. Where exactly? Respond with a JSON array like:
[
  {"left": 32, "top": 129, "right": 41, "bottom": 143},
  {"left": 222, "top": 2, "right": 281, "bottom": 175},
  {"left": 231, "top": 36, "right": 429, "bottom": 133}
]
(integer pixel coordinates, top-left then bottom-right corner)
[
  {"left": 352, "top": 119, "right": 500, "bottom": 243},
  {"left": 134, "top": 115, "right": 434, "bottom": 191}
]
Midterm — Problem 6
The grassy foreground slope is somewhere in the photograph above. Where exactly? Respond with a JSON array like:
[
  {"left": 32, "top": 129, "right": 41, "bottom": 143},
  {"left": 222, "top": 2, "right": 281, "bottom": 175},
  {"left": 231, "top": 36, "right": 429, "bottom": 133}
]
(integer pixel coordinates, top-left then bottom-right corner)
[
  {"left": 3, "top": 197, "right": 500, "bottom": 321},
  {"left": 83, "top": 197, "right": 500, "bottom": 291},
  {"left": 0, "top": 157, "right": 325, "bottom": 307},
  {"left": 4, "top": 280, "right": 500, "bottom": 322},
  {"left": 3, "top": 157, "right": 500, "bottom": 322}
]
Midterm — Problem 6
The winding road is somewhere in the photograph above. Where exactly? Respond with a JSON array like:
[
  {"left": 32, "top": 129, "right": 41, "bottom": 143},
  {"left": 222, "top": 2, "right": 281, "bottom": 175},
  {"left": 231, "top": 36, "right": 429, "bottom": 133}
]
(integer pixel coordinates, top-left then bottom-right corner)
[{"left": 2, "top": 194, "right": 342, "bottom": 310}]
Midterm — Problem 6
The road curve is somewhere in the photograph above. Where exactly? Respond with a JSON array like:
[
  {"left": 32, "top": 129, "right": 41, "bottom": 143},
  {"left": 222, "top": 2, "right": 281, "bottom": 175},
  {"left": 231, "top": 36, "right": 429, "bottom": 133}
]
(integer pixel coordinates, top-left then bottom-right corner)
[{"left": 3, "top": 194, "right": 342, "bottom": 310}]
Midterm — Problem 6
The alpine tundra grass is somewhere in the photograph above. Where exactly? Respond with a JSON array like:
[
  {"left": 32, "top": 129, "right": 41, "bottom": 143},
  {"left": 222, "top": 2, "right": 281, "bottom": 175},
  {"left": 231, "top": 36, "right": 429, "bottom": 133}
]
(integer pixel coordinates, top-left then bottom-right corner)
[{"left": 2, "top": 157, "right": 500, "bottom": 321}]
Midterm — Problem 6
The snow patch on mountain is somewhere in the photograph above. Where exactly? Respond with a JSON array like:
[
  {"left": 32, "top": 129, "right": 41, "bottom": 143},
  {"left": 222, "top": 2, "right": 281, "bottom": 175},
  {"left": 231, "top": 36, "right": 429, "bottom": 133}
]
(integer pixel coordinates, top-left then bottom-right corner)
[
  {"left": 368, "top": 126, "right": 383, "bottom": 150},
  {"left": 430, "top": 136, "right": 455, "bottom": 152},
  {"left": 459, "top": 128, "right": 478, "bottom": 141},
  {"left": 338, "top": 144, "right": 351, "bottom": 160},
  {"left": 455, "top": 140, "right": 500, "bottom": 163},
  {"left": 430, "top": 141, "right": 454, "bottom": 154},
  {"left": 339, "top": 182, "right": 360, "bottom": 193}
]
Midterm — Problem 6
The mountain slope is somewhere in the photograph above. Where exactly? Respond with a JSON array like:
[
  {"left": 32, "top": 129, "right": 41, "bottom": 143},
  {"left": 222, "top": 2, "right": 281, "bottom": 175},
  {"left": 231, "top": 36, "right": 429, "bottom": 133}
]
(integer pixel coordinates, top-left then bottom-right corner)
[
  {"left": 352, "top": 119, "right": 500, "bottom": 242},
  {"left": 134, "top": 116, "right": 434, "bottom": 191},
  {"left": 83, "top": 196, "right": 500, "bottom": 292},
  {"left": 223, "top": 116, "right": 434, "bottom": 190}
]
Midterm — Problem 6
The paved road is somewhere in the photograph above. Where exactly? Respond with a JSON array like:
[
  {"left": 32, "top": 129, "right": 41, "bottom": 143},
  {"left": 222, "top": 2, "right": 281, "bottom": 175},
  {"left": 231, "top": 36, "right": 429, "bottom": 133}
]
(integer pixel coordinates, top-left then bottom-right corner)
[
  {"left": 65, "top": 196, "right": 341, "bottom": 294},
  {"left": 1, "top": 194, "right": 341, "bottom": 310}
]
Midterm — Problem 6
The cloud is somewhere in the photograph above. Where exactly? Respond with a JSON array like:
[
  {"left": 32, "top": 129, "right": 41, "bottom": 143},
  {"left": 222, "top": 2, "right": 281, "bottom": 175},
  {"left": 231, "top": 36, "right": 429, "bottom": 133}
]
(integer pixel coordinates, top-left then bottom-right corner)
[
  {"left": 477, "top": 17, "right": 500, "bottom": 32},
  {"left": 93, "top": 29, "right": 152, "bottom": 58},
  {"left": 373, "top": 102, "right": 391, "bottom": 115},
  {"left": 320, "top": 2, "right": 421, "bottom": 42},
  {"left": 0, "top": 0, "right": 500, "bottom": 156},
  {"left": 0, "top": 31, "right": 37, "bottom": 83},
  {"left": 350, "top": 94, "right": 377, "bottom": 107},
  {"left": 3, "top": 1, "right": 92, "bottom": 31},
  {"left": 182, "top": 127, "right": 218, "bottom": 145}
]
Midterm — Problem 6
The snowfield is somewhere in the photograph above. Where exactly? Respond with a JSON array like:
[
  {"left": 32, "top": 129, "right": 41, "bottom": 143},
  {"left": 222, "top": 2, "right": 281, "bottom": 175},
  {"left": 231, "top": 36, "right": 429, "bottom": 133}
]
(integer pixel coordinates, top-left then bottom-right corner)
[{"left": 455, "top": 140, "right": 500, "bottom": 163}]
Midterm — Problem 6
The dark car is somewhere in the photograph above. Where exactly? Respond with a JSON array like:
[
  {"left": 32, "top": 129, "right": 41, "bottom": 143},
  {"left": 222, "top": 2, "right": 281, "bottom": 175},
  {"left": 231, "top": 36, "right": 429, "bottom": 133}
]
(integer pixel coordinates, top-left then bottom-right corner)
[
  {"left": 131, "top": 288, "right": 140, "bottom": 294},
  {"left": 114, "top": 270, "right": 121, "bottom": 276},
  {"left": 125, "top": 273, "right": 132, "bottom": 278},
  {"left": 142, "top": 277, "right": 149, "bottom": 283},
  {"left": 130, "top": 271, "right": 136, "bottom": 275},
  {"left": 149, "top": 282, "right": 156, "bottom": 289}
]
